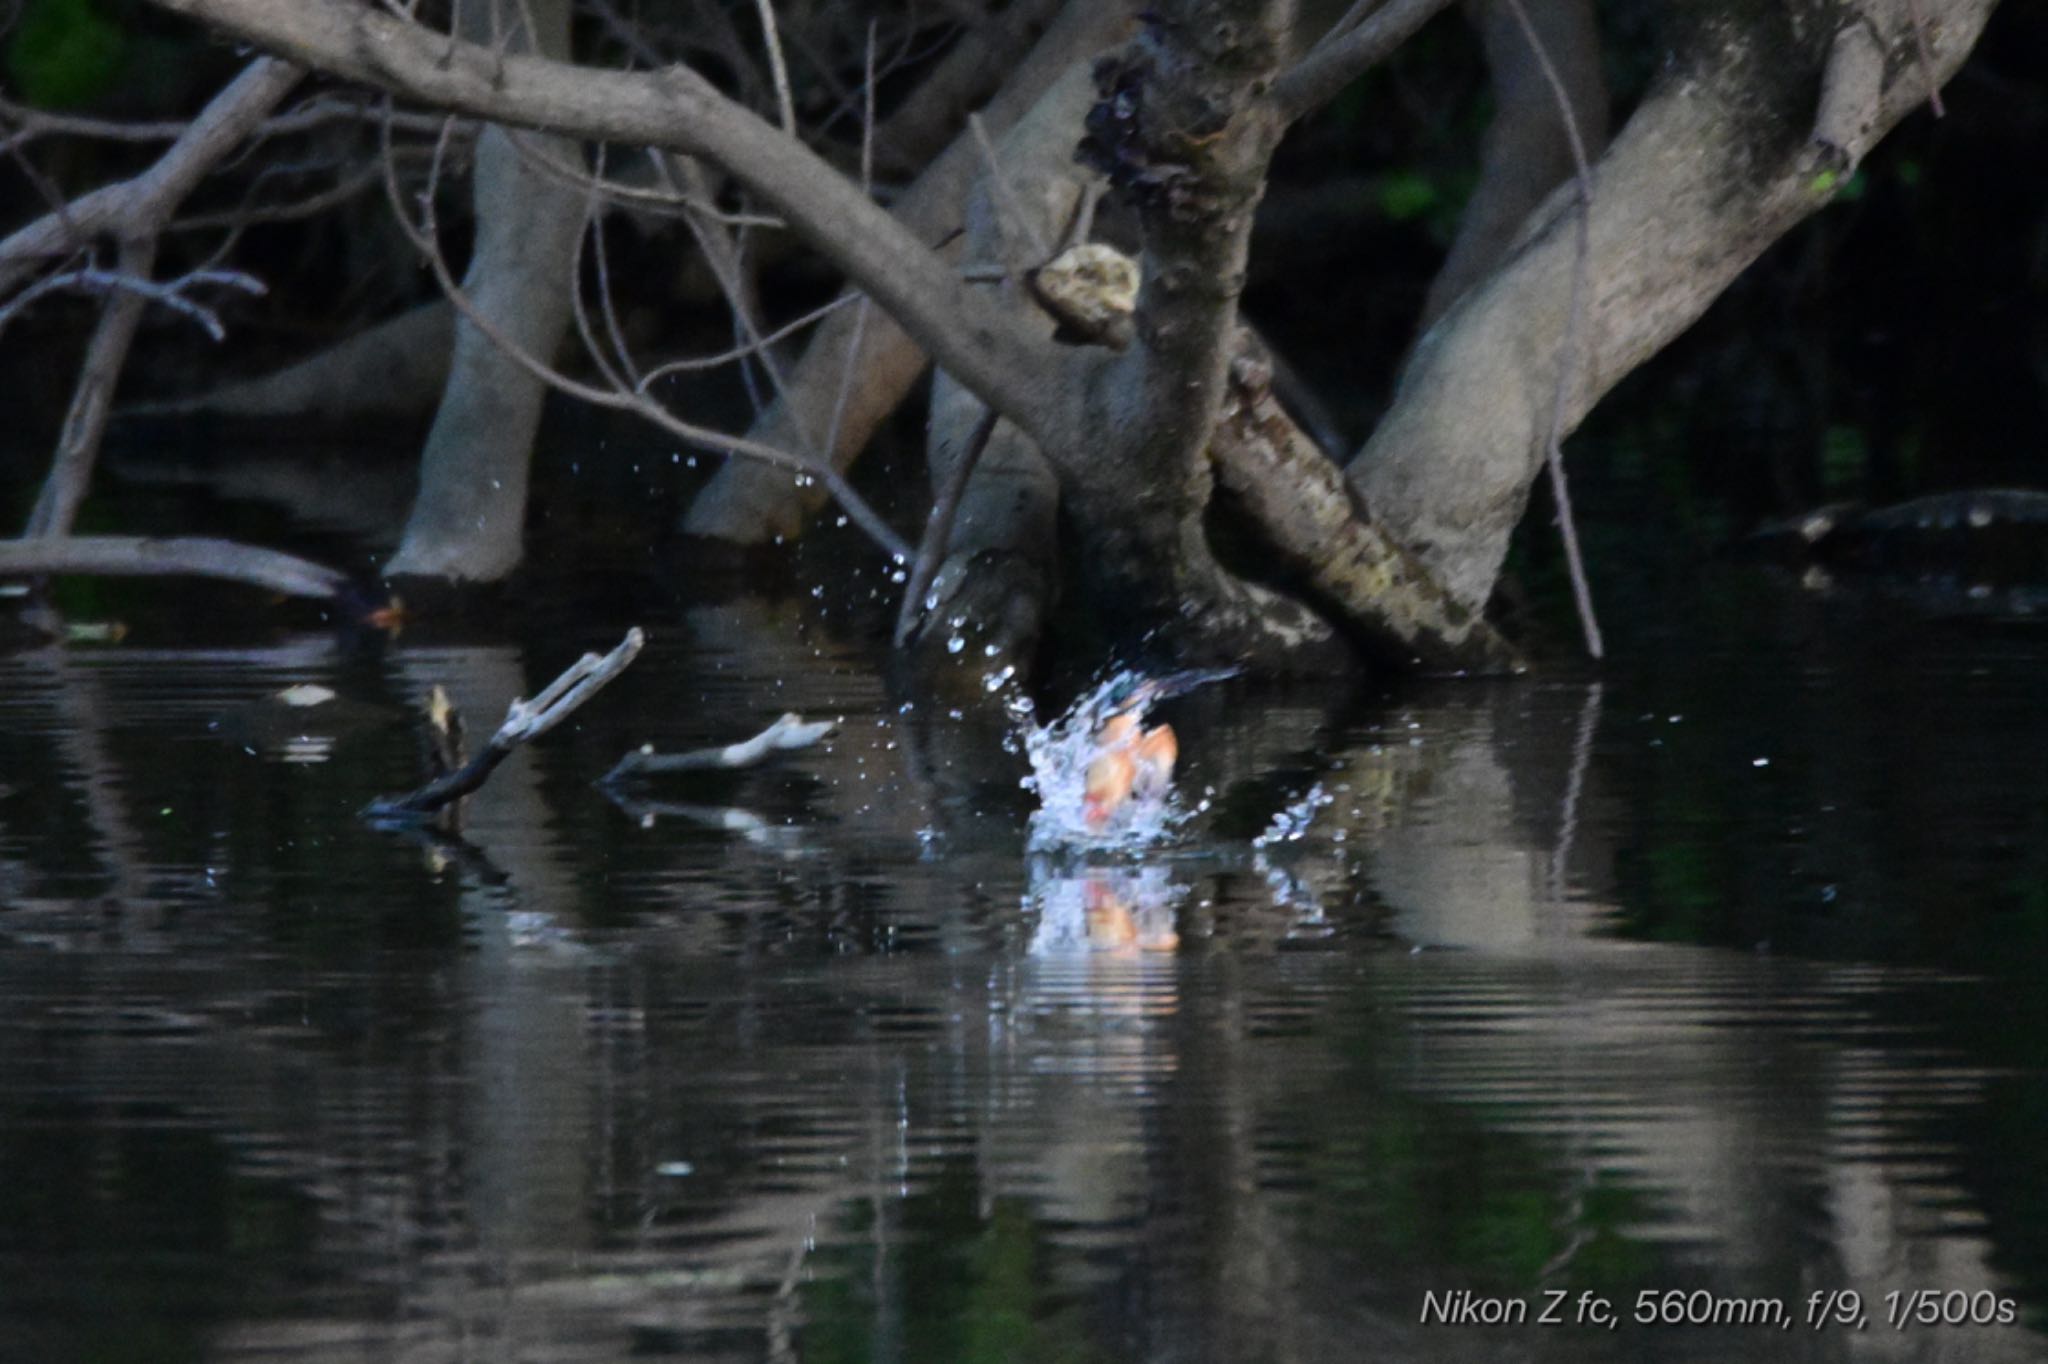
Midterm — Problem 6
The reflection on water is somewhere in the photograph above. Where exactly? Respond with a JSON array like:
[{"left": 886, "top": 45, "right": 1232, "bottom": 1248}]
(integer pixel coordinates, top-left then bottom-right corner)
[{"left": 2, "top": 584, "right": 2047, "bottom": 1362}]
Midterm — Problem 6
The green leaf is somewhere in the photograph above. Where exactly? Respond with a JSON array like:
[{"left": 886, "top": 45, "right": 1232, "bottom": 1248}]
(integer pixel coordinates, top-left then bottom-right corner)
[{"left": 1376, "top": 170, "right": 1439, "bottom": 222}]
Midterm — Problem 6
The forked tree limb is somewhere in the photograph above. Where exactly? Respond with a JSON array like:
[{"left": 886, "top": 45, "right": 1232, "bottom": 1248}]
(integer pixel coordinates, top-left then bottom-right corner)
[
  {"left": 365, "top": 628, "right": 646, "bottom": 820},
  {"left": 9, "top": 57, "right": 303, "bottom": 542},
  {"left": 0, "top": 57, "right": 304, "bottom": 295}
]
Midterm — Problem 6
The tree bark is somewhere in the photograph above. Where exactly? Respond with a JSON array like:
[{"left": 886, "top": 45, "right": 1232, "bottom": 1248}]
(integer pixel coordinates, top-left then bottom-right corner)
[
  {"left": 383, "top": 0, "right": 583, "bottom": 583},
  {"left": 1349, "top": 0, "right": 2001, "bottom": 613},
  {"left": 1052, "top": 0, "right": 1345, "bottom": 665},
  {"left": 0, "top": 535, "right": 347, "bottom": 598}
]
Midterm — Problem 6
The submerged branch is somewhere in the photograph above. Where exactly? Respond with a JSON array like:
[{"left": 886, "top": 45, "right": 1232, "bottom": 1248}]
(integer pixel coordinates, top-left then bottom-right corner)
[
  {"left": 365, "top": 628, "right": 646, "bottom": 820},
  {"left": 602, "top": 712, "right": 837, "bottom": 784}
]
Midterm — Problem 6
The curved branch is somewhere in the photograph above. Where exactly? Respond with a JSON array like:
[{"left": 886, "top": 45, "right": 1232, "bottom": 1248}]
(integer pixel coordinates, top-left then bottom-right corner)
[
  {"left": 0, "top": 535, "right": 349, "bottom": 599},
  {"left": 143, "top": 0, "right": 1059, "bottom": 442}
]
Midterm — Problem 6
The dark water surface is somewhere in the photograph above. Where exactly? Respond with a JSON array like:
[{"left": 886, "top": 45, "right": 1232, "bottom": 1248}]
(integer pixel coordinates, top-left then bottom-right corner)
[{"left": 3, "top": 572, "right": 2047, "bottom": 1363}]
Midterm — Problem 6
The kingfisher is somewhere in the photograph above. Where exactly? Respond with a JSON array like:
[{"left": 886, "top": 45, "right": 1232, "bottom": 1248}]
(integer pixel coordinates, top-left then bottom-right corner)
[{"left": 1075, "top": 667, "right": 1231, "bottom": 828}]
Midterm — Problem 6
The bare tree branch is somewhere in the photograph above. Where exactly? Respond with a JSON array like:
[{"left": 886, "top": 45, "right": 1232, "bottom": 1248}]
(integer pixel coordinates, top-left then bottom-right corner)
[
  {"left": 377, "top": 112, "right": 914, "bottom": 564},
  {"left": 0, "top": 263, "right": 265, "bottom": 341},
  {"left": 749, "top": 0, "right": 799, "bottom": 136},
  {"left": 0, "top": 58, "right": 304, "bottom": 294},
  {"left": 1271, "top": 0, "right": 1456, "bottom": 122},
  {"left": 0, "top": 535, "right": 348, "bottom": 599},
  {"left": 601, "top": 711, "right": 836, "bottom": 783},
  {"left": 143, "top": 0, "right": 1060, "bottom": 442},
  {"left": 894, "top": 405, "right": 998, "bottom": 645}
]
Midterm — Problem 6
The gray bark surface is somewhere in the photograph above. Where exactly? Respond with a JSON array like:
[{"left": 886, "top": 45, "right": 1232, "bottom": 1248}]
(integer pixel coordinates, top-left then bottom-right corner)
[{"left": 385, "top": 0, "right": 583, "bottom": 582}]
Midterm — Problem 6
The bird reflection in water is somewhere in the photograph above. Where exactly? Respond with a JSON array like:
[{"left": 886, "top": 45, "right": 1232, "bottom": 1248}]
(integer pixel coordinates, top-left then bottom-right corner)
[{"left": 1028, "top": 863, "right": 1182, "bottom": 955}]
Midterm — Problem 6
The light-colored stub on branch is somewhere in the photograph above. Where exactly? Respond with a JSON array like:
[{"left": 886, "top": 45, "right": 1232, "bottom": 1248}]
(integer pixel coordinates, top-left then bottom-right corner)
[{"left": 602, "top": 712, "right": 838, "bottom": 783}]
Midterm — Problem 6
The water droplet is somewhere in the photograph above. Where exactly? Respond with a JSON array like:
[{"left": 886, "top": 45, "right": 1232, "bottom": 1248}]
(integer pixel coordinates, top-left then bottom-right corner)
[{"left": 947, "top": 635, "right": 965, "bottom": 654}]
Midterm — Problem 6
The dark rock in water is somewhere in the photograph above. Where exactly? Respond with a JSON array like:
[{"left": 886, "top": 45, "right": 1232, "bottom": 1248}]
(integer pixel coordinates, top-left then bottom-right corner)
[{"left": 1743, "top": 489, "right": 2048, "bottom": 583}]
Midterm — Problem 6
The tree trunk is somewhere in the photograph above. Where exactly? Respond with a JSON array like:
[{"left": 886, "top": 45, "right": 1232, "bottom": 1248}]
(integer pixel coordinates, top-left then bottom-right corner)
[
  {"left": 383, "top": 0, "right": 582, "bottom": 583},
  {"left": 1350, "top": 0, "right": 2000, "bottom": 613}
]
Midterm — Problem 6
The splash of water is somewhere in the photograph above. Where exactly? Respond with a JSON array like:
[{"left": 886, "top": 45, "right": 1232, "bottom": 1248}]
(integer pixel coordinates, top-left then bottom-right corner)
[{"left": 1010, "top": 669, "right": 1221, "bottom": 848}]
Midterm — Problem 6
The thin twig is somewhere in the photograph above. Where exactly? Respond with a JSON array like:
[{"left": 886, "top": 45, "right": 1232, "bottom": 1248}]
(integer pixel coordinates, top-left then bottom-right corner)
[
  {"left": 637, "top": 292, "right": 859, "bottom": 386},
  {"left": 0, "top": 263, "right": 265, "bottom": 341},
  {"left": 893, "top": 404, "right": 999, "bottom": 646},
  {"left": 0, "top": 92, "right": 458, "bottom": 156},
  {"left": 501, "top": 126, "right": 786, "bottom": 223},
  {"left": 751, "top": 0, "right": 800, "bottom": 136},
  {"left": 968, "top": 112, "right": 1050, "bottom": 266},
  {"left": 378, "top": 104, "right": 912, "bottom": 563},
  {"left": 1501, "top": 0, "right": 1603, "bottom": 660},
  {"left": 586, "top": 144, "right": 643, "bottom": 389},
  {"left": 821, "top": 23, "right": 881, "bottom": 476}
]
